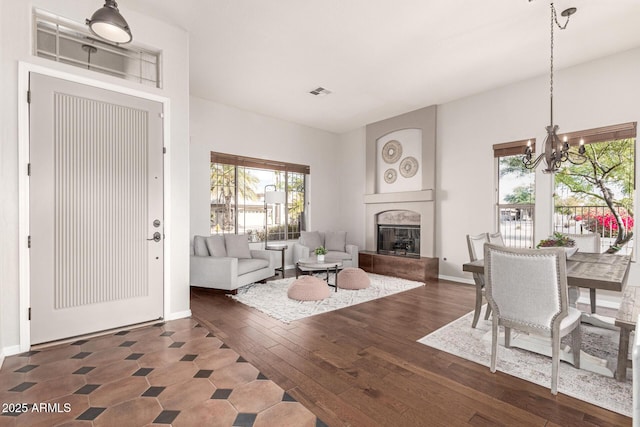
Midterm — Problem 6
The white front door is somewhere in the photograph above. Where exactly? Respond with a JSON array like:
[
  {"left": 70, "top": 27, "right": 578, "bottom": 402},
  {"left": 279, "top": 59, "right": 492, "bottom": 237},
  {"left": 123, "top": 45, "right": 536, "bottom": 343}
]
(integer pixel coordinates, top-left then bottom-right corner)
[{"left": 29, "top": 73, "right": 164, "bottom": 344}]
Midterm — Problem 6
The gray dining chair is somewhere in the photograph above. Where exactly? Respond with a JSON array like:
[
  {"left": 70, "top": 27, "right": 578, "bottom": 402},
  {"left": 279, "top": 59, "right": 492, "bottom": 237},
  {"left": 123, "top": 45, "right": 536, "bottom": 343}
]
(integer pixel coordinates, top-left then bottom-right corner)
[
  {"left": 561, "top": 232, "right": 601, "bottom": 313},
  {"left": 484, "top": 244, "right": 581, "bottom": 395},
  {"left": 488, "top": 231, "right": 505, "bottom": 246},
  {"left": 466, "top": 233, "right": 491, "bottom": 328}
]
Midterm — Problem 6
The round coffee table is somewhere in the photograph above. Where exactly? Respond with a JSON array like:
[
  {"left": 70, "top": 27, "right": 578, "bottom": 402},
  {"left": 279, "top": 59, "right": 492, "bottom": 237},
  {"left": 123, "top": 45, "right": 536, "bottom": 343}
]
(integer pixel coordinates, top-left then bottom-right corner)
[{"left": 295, "top": 257, "right": 343, "bottom": 292}]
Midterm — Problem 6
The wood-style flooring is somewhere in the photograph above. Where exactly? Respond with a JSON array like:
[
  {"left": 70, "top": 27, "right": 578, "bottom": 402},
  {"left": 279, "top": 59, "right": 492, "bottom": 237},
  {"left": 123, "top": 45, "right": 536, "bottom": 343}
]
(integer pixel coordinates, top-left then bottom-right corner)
[{"left": 190, "top": 273, "right": 632, "bottom": 427}]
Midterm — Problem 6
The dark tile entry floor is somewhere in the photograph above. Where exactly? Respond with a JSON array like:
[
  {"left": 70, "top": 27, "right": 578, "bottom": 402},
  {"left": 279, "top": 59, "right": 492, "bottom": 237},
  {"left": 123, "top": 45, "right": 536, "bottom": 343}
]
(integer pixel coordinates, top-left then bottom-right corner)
[{"left": 0, "top": 318, "right": 324, "bottom": 426}]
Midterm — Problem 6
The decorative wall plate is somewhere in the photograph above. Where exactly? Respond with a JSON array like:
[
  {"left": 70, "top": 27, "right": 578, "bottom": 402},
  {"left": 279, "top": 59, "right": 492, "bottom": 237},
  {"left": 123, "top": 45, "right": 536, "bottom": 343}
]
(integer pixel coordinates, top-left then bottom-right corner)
[
  {"left": 399, "top": 156, "right": 419, "bottom": 178},
  {"left": 382, "top": 140, "right": 402, "bottom": 164},
  {"left": 383, "top": 168, "right": 397, "bottom": 184}
]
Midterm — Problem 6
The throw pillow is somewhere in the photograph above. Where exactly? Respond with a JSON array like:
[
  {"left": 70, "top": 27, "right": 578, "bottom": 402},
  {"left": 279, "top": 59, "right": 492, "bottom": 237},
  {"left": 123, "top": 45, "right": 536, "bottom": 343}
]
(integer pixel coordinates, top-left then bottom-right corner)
[
  {"left": 300, "top": 231, "right": 322, "bottom": 250},
  {"left": 193, "top": 235, "right": 209, "bottom": 256},
  {"left": 325, "top": 231, "right": 346, "bottom": 252},
  {"left": 224, "top": 234, "right": 252, "bottom": 259},
  {"left": 205, "top": 235, "right": 227, "bottom": 257}
]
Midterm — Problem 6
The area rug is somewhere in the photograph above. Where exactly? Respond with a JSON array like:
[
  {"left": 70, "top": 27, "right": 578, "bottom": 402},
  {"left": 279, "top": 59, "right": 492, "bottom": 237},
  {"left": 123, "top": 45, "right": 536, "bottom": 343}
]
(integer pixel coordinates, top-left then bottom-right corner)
[
  {"left": 229, "top": 273, "right": 424, "bottom": 323},
  {"left": 418, "top": 306, "right": 632, "bottom": 417}
]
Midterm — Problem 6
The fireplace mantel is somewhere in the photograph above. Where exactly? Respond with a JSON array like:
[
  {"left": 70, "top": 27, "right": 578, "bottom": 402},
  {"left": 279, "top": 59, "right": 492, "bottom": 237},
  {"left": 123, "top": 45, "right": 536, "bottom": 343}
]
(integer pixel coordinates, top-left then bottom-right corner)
[{"left": 363, "top": 189, "right": 433, "bottom": 205}]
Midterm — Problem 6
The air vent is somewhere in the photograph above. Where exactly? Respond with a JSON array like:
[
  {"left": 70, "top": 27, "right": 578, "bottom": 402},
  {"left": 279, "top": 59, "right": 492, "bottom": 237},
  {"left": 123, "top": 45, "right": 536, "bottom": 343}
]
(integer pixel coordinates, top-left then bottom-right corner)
[{"left": 309, "top": 87, "right": 332, "bottom": 96}]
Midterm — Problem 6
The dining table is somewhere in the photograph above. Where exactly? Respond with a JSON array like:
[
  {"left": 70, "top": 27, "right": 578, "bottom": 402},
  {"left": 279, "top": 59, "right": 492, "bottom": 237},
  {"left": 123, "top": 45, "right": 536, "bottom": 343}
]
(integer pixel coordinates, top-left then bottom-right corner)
[
  {"left": 462, "top": 251, "right": 631, "bottom": 294},
  {"left": 462, "top": 250, "right": 633, "bottom": 378}
]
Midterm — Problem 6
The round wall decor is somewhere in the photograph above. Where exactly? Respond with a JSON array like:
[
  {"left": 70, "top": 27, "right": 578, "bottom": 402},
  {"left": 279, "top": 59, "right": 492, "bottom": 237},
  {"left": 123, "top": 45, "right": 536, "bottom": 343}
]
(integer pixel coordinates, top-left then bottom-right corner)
[
  {"left": 382, "top": 140, "right": 402, "bottom": 164},
  {"left": 383, "top": 168, "right": 397, "bottom": 184},
  {"left": 399, "top": 156, "right": 419, "bottom": 178}
]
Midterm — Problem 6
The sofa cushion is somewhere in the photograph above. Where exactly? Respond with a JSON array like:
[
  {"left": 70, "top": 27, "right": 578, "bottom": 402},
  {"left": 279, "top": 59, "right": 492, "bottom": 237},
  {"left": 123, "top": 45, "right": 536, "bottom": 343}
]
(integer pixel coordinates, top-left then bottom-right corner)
[
  {"left": 193, "top": 235, "right": 209, "bottom": 256},
  {"left": 326, "top": 251, "right": 352, "bottom": 261},
  {"left": 225, "top": 234, "right": 252, "bottom": 259},
  {"left": 300, "top": 231, "right": 323, "bottom": 250},
  {"left": 205, "top": 235, "right": 227, "bottom": 257},
  {"left": 237, "top": 258, "right": 269, "bottom": 275},
  {"left": 325, "top": 231, "right": 346, "bottom": 252}
]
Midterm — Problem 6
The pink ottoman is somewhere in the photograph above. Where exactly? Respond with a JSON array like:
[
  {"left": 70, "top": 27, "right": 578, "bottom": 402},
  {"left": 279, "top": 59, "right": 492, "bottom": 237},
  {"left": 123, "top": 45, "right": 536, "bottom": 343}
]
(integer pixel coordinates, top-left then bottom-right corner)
[
  {"left": 287, "top": 276, "right": 330, "bottom": 301},
  {"left": 337, "top": 268, "right": 370, "bottom": 290}
]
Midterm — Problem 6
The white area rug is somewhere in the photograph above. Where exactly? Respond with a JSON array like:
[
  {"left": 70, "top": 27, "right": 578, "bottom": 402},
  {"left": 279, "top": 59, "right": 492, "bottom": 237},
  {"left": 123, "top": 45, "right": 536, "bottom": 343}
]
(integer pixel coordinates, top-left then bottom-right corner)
[
  {"left": 229, "top": 273, "right": 424, "bottom": 323},
  {"left": 418, "top": 306, "right": 632, "bottom": 417}
]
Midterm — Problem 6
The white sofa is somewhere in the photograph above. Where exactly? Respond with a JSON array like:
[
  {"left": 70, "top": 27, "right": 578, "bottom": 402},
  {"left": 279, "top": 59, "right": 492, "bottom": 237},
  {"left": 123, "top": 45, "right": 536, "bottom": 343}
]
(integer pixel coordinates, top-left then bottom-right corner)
[
  {"left": 292, "top": 231, "right": 358, "bottom": 268},
  {"left": 190, "top": 234, "right": 275, "bottom": 292}
]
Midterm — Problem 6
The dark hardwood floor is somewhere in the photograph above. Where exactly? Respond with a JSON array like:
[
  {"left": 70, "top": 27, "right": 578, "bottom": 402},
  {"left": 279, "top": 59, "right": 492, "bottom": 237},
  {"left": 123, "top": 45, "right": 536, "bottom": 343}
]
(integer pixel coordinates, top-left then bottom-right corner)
[{"left": 190, "top": 273, "right": 631, "bottom": 427}]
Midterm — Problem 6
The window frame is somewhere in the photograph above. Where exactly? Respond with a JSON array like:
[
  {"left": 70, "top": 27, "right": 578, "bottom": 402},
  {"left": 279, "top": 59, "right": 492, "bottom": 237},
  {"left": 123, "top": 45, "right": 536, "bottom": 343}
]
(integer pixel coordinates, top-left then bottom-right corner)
[
  {"left": 493, "top": 138, "right": 537, "bottom": 248},
  {"left": 552, "top": 122, "right": 637, "bottom": 254},
  {"left": 210, "top": 152, "right": 310, "bottom": 241}
]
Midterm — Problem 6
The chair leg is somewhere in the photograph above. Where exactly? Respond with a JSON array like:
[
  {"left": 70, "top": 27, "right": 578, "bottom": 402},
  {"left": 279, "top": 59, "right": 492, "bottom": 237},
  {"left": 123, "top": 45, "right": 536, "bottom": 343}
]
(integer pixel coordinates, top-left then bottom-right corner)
[
  {"left": 590, "top": 289, "right": 597, "bottom": 314},
  {"left": 484, "top": 302, "right": 492, "bottom": 320},
  {"left": 504, "top": 327, "right": 511, "bottom": 348},
  {"left": 551, "top": 335, "right": 559, "bottom": 395},
  {"left": 571, "top": 326, "right": 581, "bottom": 369},
  {"left": 472, "top": 283, "right": 483, "bottom": 328},
  {"left": 490, "top": 318, "right": 498, "bottom": 373}
]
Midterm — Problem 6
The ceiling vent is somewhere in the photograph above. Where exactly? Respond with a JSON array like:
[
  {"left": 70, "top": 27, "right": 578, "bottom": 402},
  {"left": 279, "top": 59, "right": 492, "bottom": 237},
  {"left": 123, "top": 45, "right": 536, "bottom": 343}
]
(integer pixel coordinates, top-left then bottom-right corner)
[{"left": 309, "top": 87, "right": 332, "bottom": 96}]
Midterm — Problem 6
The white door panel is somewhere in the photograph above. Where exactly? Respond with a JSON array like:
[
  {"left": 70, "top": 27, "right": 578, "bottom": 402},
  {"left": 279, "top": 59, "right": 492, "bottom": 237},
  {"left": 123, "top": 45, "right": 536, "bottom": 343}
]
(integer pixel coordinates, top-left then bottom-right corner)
[{"left": 29, "top": 73, "right": 164, "bottom": 344}]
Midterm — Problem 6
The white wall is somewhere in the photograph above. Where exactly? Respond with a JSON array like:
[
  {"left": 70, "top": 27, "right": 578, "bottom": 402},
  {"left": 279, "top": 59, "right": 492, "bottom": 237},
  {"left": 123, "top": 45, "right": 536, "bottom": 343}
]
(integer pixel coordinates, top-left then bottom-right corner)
[
  {"left": 438, "top": 47, "right": 640, "bottom": 284},
  {"left": 0, "top": 0, "right": 5, "bottom": 366},
  {"left": 1, "top": 0, "right": 191, "bottom": 354},
  {"left": 338, "top": 128, "right": 366, "bottom": 248},
  {"left": 189, "top": 96, "right": 345, "bottom": 258},
  {"left": 338, "top": 48, "right": 640, "bottom": 302}
]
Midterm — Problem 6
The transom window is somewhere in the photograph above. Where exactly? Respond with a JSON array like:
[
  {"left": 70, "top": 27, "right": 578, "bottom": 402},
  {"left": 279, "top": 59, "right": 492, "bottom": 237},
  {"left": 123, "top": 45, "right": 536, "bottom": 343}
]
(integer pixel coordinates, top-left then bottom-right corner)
[
  {"left": 34, "top": 9, "right": 161, "bottom": 88},
  {"left": 210, "top": 153, "right": 309, "bottom": 241}
]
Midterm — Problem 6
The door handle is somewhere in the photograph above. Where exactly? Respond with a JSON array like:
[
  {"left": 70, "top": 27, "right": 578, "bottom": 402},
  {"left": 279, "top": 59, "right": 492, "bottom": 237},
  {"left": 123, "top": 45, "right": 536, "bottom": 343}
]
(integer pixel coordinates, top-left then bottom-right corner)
[{"left": 147, "top": 232, "right": 162, "bottom": 242}]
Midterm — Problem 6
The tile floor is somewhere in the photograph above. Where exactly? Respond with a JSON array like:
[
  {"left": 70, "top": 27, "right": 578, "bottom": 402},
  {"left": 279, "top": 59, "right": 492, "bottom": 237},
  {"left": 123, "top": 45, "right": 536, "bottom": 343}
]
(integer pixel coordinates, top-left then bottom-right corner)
[{"left": 0, "top": 318, "right": 325, "bottom": 427}]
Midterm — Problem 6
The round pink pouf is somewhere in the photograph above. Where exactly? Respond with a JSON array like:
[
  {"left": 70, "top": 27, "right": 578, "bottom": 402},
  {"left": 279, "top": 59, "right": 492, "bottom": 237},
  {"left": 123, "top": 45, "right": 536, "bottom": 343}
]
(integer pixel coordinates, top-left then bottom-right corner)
[
  {"left": 287, "top": 276, "right": 331, "bottom": 301},
  {"left": 337, "top": 268, "right": 370, "bottom": 290}
]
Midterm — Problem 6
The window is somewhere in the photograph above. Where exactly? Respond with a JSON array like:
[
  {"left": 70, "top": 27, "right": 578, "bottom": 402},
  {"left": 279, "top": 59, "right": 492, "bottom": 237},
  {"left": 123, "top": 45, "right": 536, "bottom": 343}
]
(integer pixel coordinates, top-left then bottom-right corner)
[
  {"left": 34, "top": 9, "right": 161, "bottom": 88},
  {"left": 210, "top": 153, "right": 309, "bottom": 241},
  {"left": 493, "top": 139, "right": 536, "bottom": 248},
  {"left": 554, "top": 122, "right": 636, "bottom": 254}
]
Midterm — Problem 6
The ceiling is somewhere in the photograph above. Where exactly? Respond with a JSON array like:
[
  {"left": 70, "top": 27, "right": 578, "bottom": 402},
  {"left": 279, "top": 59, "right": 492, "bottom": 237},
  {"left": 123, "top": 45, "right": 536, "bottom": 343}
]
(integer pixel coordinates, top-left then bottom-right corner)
[{"left": 125, "top": 0, "right": 640, "bottom": 134}]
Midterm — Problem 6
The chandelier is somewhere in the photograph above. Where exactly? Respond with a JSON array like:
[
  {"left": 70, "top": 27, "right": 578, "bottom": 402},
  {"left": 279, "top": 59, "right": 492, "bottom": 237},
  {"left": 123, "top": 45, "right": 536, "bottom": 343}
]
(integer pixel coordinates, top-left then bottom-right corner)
[{"left": 523, "top": 2, "right": 585, "bottom": 173}]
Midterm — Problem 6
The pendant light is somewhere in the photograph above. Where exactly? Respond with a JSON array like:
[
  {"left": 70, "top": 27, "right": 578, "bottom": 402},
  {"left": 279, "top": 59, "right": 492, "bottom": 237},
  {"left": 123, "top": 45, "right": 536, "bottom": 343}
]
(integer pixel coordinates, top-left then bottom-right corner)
[{"left": 86, "top": 0, "right": 132, "bottom": 44}]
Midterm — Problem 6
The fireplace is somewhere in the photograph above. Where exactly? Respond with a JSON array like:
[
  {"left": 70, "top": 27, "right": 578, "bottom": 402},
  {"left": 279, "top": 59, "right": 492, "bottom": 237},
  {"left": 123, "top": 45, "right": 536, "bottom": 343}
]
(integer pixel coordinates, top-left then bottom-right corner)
[
  {"left": 377, "top": 225, "right": 420, "bottom": 257},
  {"left": 376, "top": 210, "right": 420, "bottom": 257}
]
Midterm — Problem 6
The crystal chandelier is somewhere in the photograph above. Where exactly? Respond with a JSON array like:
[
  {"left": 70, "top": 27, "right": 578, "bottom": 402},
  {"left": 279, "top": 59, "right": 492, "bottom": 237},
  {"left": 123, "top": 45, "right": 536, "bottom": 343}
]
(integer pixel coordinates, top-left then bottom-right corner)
[{"left": 523, "top": 2, "right": 585, "bottom": 173}]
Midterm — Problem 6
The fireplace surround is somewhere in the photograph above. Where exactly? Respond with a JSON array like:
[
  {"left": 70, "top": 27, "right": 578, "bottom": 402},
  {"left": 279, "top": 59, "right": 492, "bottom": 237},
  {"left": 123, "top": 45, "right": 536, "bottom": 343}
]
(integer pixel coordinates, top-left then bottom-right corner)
[
  {"left": 364, "top": 105, "right": 437, "bottom": 258},
  {"left": 376, "top": 210, "right": 420, "bottom": 257}
]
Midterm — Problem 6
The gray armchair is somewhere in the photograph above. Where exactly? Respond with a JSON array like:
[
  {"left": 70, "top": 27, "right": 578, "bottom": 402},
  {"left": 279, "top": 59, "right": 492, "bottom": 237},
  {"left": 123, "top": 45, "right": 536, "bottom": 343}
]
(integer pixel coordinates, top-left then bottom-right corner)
[
  {"left": 292, "top": 231, "right": 358, "bottom": 268},
  {"left": 484, "top": 243, "right": 581, "bottom": 395}
]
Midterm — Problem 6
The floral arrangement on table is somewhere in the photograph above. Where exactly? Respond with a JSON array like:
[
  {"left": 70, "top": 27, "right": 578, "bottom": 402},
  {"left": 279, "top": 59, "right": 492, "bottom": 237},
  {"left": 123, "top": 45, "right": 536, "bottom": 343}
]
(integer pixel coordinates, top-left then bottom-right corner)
[
  {"left": 314, "top": 246, "right": 327, "bottom": 261},
  {"left": 314, "top": 246, "right": 328, "bottom": 255},
  {"left": 536, "top": 232, "right": 576, "bottom": 248}
]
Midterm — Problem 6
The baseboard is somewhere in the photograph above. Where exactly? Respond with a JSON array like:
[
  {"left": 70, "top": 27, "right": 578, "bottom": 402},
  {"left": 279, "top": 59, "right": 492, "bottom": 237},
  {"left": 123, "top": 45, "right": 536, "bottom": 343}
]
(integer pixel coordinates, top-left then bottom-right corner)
[
  {"left": 439, "top": 274, "right": 475, "bottom": 285},
  {"left": 165, "top": 309, "right": 192, "bottom": 321},
  {"left": 1, "top": 345, "right": 22, "bottom": 368}
]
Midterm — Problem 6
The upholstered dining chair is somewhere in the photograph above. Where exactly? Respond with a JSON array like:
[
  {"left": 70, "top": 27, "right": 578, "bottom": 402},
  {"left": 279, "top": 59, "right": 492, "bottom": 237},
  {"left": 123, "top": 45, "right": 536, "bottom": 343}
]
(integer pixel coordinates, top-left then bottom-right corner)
[
  {"left": 484, "top": 244, "right": 582, "bottom": 395},
  {"left": 488, "top": 231, "right": 505, "bottom": 246},
  {"left": 466, "top": 233, "right": 491, "bottom": 328},
  {"left": 561, "top": 232, "right": 601, "bottom": 313}
]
